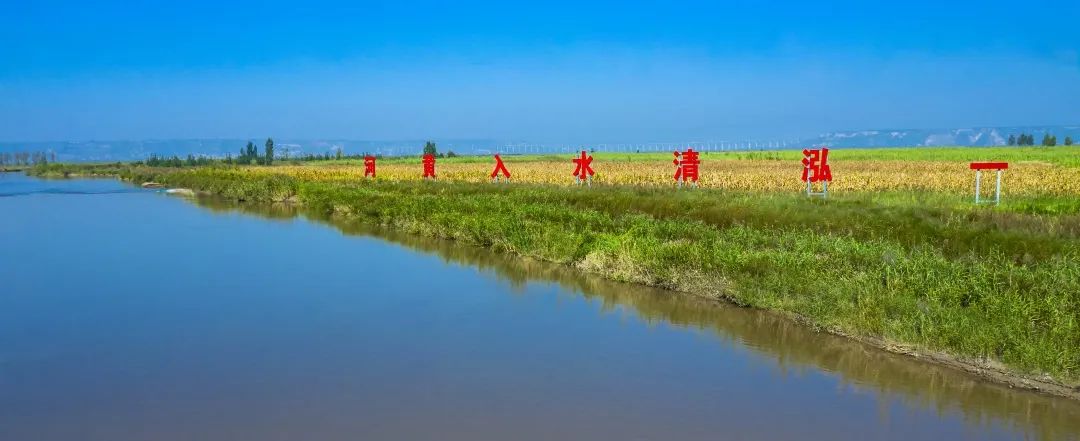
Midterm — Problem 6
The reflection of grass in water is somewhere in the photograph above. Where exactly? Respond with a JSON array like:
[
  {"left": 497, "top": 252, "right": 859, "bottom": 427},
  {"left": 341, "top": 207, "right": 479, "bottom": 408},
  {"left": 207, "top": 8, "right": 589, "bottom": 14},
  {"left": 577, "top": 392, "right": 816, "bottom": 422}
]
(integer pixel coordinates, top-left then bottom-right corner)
[
  {"left": 161, "top": 171, "right": 1080, "bottom": 384},
  {"left": 195, "top": 198, "right": 1080, "bottom": 441},
  {"left": 195, "top": 196, "right": 302, "bottom": 220}
]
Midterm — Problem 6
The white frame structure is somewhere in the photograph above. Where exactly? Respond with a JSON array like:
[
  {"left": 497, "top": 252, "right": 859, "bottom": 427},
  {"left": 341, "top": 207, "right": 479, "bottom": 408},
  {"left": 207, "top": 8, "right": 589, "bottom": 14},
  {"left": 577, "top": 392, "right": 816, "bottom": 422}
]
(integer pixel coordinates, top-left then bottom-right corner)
[
  {"left": 805, "top": 180, "right": 828, "bottom": 198},
  {"left": 970, "top": 162, "right": 1008, "bottom": 206}
]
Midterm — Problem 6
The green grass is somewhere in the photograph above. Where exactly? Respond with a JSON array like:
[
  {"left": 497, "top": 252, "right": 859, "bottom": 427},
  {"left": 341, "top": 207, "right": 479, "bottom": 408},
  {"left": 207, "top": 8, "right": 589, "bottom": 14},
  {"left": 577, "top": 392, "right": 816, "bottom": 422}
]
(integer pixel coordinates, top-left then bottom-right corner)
[
  {"left": 99, "top": 166, "right": 1080, "bottom": 386},
  {"left": 28, "top": 162, "right": 132, "bottom": 178},
  {"left": 816, "top": 146, "right": 1080, "bottom": 166}
]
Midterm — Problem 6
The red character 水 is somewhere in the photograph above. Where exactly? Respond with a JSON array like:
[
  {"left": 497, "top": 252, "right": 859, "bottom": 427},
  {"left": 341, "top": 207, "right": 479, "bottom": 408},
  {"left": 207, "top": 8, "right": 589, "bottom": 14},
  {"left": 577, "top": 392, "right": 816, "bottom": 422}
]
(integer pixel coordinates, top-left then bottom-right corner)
[{"left": 572, "top": 150, "right": 594, "bottom": 185}]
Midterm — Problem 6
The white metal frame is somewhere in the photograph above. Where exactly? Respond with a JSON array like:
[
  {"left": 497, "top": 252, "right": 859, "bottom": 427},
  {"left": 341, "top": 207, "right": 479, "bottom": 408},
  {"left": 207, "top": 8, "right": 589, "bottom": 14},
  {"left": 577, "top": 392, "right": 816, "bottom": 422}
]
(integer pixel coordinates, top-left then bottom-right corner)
[
  {"left": 676, "top": 175, "right": 699, "bottom": 189},
  {"left": 974, "top": 169, "right": 1003, "bottom": 205},
  {"left": 805, "top": 180, "right": 828, "bottom": 198}
]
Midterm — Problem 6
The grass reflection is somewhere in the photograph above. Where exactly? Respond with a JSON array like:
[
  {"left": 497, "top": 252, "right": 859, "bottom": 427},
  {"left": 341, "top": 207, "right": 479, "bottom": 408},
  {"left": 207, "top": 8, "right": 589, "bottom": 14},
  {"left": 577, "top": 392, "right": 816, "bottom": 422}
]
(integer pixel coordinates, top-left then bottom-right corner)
[{"left": 192, "top": 196, "right": 1080, "bottom": 441}]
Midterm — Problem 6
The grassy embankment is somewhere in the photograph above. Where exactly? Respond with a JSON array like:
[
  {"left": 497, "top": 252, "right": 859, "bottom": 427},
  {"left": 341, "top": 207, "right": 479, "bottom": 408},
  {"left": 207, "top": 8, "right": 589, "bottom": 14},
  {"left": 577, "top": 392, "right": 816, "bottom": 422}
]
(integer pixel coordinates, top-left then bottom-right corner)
[{"left": 30, "top": 147, "right": 1080, "bottom": 393}]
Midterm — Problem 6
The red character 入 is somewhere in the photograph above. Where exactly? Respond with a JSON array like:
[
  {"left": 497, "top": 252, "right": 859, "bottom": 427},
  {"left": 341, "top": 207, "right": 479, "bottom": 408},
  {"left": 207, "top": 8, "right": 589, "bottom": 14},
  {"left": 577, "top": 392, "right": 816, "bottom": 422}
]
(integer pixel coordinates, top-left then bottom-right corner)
[
  {"left": 364, "top": 155, "right": 376, "bottom": 178},
  {"left": 422, "top": 153, "right": 436, "bottom": 179},
  {"left": 673, "top": 148, "right": 700, "bottom": 186},
  {"left": 490, "top": 154, "right": 511, "bottom": 182},
  {"left": 801, "top": 147, "right": 832, "bottom": 183},
  {"left": 572, "top": 150, "right": 594, "bottom": 184}
]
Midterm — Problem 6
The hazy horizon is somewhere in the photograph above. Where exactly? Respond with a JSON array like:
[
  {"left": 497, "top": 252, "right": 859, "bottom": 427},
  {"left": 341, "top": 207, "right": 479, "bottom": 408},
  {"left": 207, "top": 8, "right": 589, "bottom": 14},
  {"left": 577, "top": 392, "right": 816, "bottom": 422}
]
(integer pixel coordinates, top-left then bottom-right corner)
[
  {"left": 4, "top": 123, "right": 1080, "bottom": 145},
  {"left": 3, "top": 1, "right": 1079, "bottom": 143}
]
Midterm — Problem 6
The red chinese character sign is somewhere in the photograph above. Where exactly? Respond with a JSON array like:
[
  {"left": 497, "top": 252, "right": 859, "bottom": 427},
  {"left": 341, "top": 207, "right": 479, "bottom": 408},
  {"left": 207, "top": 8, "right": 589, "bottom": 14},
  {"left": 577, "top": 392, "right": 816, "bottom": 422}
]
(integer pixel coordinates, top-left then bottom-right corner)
[
  {"left": 572, "top": 151, "right": 595, "bottom": 185},
  {"left": 422, "top": 153, "right": 436, "bottom": 180},
  {"left": 801, "top": 147, "right": 832, "bottom": 197},
  {"left": 490, "top": 154, "right": 511, "bottom": 183},
  {"left": 364, "top": 155, "right": 376, "bottom": 179},
  {"left": 673, "top": 148, "right": 700, "bottom": 187}
]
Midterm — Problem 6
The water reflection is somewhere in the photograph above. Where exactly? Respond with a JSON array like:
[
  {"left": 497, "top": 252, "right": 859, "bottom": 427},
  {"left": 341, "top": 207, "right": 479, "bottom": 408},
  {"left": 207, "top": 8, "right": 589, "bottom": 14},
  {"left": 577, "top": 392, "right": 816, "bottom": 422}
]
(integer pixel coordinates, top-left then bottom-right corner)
[{"left": 192, "top": 196, "right": 1080, "bottom": 441}]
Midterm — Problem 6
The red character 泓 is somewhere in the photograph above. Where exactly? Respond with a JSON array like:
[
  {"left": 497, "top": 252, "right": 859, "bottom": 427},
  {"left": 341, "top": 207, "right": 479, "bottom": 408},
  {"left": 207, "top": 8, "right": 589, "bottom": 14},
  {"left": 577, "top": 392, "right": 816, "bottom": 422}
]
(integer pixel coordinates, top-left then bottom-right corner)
[{"left": 801, "top": 147, "right": 832, "bottom": 183}]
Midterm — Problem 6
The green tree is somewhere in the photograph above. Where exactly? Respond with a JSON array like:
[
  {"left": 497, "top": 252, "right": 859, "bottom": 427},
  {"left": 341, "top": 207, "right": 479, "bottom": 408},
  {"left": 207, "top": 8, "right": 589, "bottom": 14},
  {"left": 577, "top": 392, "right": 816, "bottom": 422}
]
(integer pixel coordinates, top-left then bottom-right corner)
[
  {"left": 423, "top": 141, "right": 437, "bottom": 156},
  {"left": 1042, "top": 134, "right": 1054, "bottom": 146},
  {"left": 1066, "top": 136, "right": 1074, "bottom": 146},
  {"left": 245, "top": 141, "right": 257, "bottom": 158},
  {"left": 264, "top": 138, "right": 274, "bottom": 165},
  {"left": 1007, "top": 134, "right": 1016, "bottom": 146}
]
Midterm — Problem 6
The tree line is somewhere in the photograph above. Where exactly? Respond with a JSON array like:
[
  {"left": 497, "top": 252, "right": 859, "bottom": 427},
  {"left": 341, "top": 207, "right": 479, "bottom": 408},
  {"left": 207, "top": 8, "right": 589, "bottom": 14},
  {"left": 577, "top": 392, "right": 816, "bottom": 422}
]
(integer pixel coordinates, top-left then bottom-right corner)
[
  {"left": 132, "top": 138, "right": 393, "bottom": 167},
  {"left": 144, "top": 154, "right": 216, "bottom": 167},
  {"left": 0, "top": 151, "right": 54, "bottom": 166},
  {"left": 49, "top": 137, "right": 460, "bottom": 168},
  {"left": 423, "top": 141, "right": 458, "bottom": 158},
  {"left": 1008, "top": 133, "right": 1073, "bottom": 146},
  {"left": 224, "top": 138, "right": 276, "bottom": 165}
]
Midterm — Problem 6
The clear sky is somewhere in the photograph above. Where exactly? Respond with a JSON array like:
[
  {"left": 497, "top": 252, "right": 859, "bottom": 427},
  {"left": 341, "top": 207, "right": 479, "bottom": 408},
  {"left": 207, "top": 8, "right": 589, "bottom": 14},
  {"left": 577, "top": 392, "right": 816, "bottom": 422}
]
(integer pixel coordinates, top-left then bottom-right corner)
[{"left": 1, "top": 0, "right": 1078, "bottom": 142}]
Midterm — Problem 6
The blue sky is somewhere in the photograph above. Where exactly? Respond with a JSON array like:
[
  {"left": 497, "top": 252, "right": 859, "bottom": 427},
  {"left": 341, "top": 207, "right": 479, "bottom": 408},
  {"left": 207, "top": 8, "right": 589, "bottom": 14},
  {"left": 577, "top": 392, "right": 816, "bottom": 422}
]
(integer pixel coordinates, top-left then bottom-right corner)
[{"left": 1, "top": 0, "right": 1078, "bottom": 142}]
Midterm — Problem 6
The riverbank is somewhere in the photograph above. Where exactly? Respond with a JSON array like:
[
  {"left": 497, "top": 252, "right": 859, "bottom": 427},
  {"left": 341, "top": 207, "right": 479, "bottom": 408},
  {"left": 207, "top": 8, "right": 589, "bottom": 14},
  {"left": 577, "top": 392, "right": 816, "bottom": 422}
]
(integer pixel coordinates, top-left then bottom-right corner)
[{"left": 27, "top": 163, "right": 1080, "bottom": 399}]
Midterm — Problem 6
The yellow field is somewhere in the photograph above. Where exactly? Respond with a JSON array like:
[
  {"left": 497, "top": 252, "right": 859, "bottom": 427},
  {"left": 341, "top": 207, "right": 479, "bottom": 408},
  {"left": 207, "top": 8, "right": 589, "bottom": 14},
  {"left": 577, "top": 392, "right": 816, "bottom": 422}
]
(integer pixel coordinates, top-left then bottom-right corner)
[{"left": 242, "top": 156, "right": 1080, "bottom": 196}]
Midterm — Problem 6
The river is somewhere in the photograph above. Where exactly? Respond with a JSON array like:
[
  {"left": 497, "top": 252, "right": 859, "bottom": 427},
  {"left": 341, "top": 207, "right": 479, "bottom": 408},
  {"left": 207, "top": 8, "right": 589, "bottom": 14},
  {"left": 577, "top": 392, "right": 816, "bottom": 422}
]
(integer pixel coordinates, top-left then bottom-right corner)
[{"left": 1, "top": 173, "right": 1078, "bottom": 441}]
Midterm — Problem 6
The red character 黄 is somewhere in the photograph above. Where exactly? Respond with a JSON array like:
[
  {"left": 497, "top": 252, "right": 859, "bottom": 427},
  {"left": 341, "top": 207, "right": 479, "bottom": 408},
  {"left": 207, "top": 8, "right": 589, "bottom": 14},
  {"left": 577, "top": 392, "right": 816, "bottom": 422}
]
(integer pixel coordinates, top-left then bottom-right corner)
[
  {"left": 490, "top": 154, "right": 511, "bottom": 182},
  {"left": 801, "top": 147, "right": 832, "bottom": 183},
  {"left": 422, "top": 153, "right": 436, "bottom": 179},
  {"left": 364, "top": 155, "right": 376, "bottom": 178},
  {"left": 572, "top": 151, "right": 594, "bottom": 185},
  {"left": 673, "top": 148, "right": 700, "bottom": 186}
]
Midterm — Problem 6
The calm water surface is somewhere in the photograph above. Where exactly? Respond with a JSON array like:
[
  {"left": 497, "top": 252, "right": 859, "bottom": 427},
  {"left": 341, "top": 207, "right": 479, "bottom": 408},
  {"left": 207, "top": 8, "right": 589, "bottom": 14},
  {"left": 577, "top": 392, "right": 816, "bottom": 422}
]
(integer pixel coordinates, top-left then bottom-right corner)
[{"left": 1, "top": 173, "right": 1079, "bottom": 441}]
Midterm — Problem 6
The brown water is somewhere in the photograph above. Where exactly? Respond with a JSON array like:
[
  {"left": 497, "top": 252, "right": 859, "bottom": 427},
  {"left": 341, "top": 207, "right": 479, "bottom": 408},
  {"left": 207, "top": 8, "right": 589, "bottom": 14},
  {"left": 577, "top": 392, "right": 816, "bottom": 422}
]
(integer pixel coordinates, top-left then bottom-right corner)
[{"left": 2, "top": 174, "right": 1079, "bottom": 440}]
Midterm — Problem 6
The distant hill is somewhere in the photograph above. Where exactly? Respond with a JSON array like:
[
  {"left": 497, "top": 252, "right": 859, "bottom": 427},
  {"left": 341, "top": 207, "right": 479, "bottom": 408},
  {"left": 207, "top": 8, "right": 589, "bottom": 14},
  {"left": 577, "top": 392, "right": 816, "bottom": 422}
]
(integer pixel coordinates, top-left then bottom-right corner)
[{"left": 806, "top": 126, "right": 1080, "bottom": 148}]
